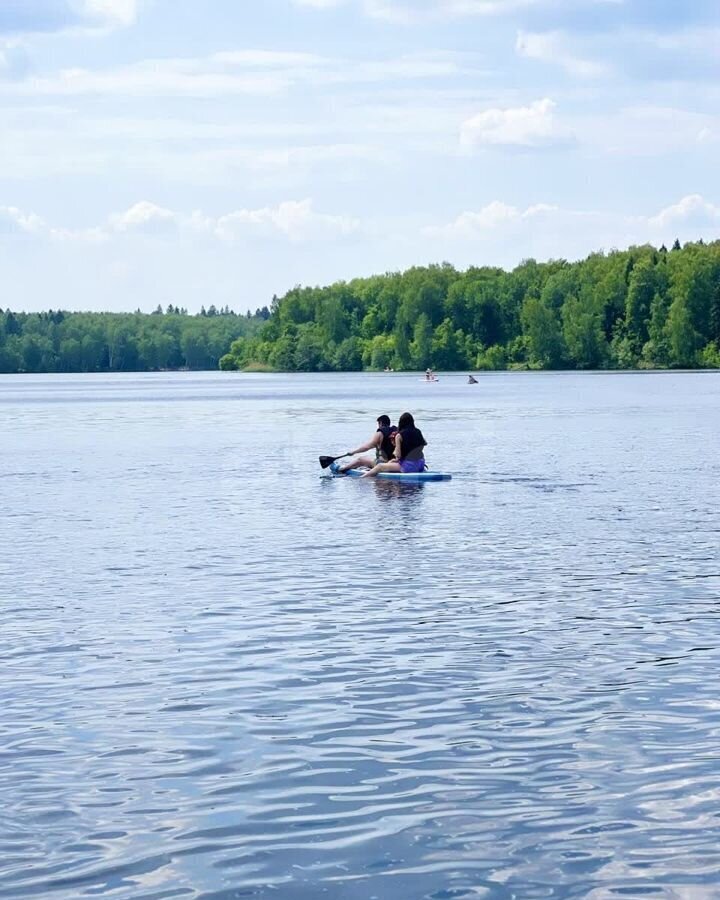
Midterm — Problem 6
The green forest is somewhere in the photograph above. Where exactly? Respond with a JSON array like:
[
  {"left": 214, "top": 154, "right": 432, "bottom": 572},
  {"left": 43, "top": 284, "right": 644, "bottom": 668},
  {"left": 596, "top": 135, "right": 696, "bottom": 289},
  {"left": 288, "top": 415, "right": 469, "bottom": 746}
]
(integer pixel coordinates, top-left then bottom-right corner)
[
  {"left": 3, "top": 239, "right": 719, "bottom": 374},
  {"left": 0, "top": 305, "right": 268, "bottom": 373},
  {"left": 221, "top": 239, "right": 720, "bottom": 372}
]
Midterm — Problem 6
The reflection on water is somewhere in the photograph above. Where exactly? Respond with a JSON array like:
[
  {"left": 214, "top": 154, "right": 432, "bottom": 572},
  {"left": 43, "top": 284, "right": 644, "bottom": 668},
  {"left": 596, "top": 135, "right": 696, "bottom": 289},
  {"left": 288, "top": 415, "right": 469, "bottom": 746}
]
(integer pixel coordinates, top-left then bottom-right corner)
[
  {"left": 370, "top": 478, "right": 427, "bottom": 503},
  {"left": 1, "top": 371, "right": 720, "bottom": 899}
]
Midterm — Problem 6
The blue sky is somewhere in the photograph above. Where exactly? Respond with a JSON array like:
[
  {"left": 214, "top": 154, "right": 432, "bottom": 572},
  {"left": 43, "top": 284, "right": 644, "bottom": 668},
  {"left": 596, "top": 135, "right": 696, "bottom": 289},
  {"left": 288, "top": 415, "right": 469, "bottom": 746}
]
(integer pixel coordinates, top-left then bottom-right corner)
[{"left": 1, "top": 0, "right": 718, "bottom": 313}]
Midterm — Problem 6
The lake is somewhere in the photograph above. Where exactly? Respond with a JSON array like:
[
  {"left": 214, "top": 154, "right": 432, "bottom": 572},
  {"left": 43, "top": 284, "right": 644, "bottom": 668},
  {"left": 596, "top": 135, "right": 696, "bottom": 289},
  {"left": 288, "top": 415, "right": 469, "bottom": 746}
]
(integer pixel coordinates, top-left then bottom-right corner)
[{"left": 2, "top": 370, "right": 720, "bottom": 899}]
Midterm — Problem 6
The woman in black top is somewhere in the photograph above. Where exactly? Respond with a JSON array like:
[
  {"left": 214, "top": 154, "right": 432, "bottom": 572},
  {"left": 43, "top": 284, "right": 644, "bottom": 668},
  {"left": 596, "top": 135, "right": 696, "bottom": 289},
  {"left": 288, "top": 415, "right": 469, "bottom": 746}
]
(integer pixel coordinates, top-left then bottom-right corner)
[{"left": 361, "top": 412, "right": 427, "bottom": 477}]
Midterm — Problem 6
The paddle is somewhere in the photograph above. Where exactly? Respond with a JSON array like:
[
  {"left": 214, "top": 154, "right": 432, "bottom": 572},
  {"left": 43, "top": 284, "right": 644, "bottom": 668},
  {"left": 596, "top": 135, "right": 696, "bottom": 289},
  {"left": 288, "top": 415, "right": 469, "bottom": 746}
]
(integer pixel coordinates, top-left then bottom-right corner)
[{"left": 319, "top": 452, "right": 350, "bottom": 469}]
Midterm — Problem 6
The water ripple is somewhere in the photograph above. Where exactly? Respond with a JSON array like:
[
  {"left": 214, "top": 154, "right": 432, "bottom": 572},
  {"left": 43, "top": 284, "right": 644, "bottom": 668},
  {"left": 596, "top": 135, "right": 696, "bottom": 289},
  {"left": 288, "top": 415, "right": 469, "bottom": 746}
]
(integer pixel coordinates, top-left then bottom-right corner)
[{"left": 1, "top": 372, "right": 720, "bottom": 898}]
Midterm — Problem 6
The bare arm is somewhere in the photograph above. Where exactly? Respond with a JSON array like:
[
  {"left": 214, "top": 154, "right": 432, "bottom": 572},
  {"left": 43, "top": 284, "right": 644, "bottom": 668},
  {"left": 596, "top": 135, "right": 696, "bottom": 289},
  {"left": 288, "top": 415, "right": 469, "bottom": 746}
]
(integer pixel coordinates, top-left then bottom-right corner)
[
  {"left": 392, "top": 433, "right": 402, "bottom": 460},
  {"left": 348, "top": 432, "right": 381, "bottom": 455}
]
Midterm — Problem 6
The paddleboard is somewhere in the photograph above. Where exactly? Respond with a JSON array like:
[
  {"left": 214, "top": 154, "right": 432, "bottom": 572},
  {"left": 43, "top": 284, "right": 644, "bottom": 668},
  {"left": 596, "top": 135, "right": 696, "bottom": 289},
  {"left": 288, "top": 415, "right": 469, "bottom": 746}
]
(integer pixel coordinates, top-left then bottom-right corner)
[
  {"left": 330, "top": 462, "right": 451, "bottom": 482},
  {"left": 420, "top": 378, "right": 439, "bottom": 383}
]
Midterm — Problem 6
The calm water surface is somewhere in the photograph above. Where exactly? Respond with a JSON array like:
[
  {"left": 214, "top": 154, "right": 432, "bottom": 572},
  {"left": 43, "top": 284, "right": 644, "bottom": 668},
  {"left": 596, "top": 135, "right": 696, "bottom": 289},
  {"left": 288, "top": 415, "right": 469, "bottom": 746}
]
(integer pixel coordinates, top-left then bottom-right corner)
[{"left": 2, "top": 371, "right": 720, "bottom": 899}]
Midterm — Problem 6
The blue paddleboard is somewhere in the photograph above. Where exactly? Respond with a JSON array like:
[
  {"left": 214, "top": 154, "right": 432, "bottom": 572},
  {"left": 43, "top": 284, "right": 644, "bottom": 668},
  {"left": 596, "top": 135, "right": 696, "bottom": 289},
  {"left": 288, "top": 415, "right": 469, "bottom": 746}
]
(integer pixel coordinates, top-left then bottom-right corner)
[{"left": 330, "top": 462, "right": 451, "bottom": 482}]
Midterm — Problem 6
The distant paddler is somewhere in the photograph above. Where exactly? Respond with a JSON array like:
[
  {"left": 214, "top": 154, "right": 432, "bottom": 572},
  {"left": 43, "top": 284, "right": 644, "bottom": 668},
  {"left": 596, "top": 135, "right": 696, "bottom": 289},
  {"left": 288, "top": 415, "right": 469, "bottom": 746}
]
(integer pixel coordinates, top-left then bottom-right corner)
[{"left": 468, "top": 374, "right": 478, "bottom": 384}]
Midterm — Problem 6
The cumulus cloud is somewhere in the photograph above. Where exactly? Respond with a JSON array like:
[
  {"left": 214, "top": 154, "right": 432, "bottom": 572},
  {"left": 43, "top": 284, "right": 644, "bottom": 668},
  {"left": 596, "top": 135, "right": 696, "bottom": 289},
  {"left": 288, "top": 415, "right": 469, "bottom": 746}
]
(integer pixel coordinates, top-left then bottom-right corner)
[
  {"left": 424, "top": 193, "right": 720, "bottom": 264},
  {"left": 4, "top": 194, "right": 719, "bottom": 260},
  {"left": 0, "top": 204, "right": 46, "bottom": 234},
  {"left": 426, "top": 200, "right": 559, "bottom": 238},
  {"left": 107, "top": 198, "right": 360, "bottom": 242},
  {"left": 110, "top": 200, "right": 181, "bottom": 233},
  {"left": 460, "top": 98, "right": 562, "bottom": 149},
  {"left": 0, "top": 198, "right": 360, "bottom": 244},
  {"left": 216, "top": 199, "right": 360, "bottom": 242},
  {"left": 103, "top": 199, "right": 359, "bottom": 242},
  {"left": 648, "top": 194, "right": 720, "bottom": 230},
  {"left": 0, "top": 203, "right": 112, "bottom": 242}
]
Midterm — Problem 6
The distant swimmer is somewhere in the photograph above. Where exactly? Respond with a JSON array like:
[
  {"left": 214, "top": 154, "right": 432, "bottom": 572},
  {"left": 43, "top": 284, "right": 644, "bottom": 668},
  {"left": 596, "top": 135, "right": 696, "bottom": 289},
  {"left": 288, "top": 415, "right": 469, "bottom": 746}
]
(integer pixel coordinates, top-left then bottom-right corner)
[{"left": 468, "top": 375, "right": 478, "bottom": 384}]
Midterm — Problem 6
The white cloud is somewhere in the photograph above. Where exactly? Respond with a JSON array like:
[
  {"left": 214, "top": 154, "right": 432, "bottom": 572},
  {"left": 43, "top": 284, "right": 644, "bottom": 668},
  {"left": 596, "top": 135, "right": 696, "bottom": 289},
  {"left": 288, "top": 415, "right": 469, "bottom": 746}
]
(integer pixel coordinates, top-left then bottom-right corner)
[
  {"left": 0, "top": 97, "right": 400, "bottom": 184},
  {"left": 0, "top": 203, "right": 106, "bottom": 242},
  {"left": 648, "top": 194, "right": 720, "bottom": 230},
  {"left": 646, "top": 28, "right": 720, "bottom": 83},
  {"left": 210, "top": 50, "right": 328, "bottom": 68},
  {"left": 423, "top": 201, "right": 617, "bottom": 268},
  {"left": 293, "top": 0, "right": 621, "bottom": 23},
  {"left": 516, "top": 30, "right": 609, "bottom": 78},
  {"left": 343, "top": 51, "right": 466, "bottom": 82},
  {"left": 460, "top": 98, "right": 561, "bottom": 149},
  {"left": 427, "top": 200, "right": 559, "bottom": 238},
  {"left": 11, "top": 194, "right": 719, "bottom": 252},
  {"left": 110, "top": 200, "right": 180, "bottom": 233},
  {"left": 652, "top": 26, "right": 720, "bottom": 52},
  {"left": 362, "top": 0, "right": 539, "bottom": 24},
  {"left": 5, "top": 60, "right": 289, "bottom": 98},
  {"left": 216, "top": 199, "right": 360, "bottom": 242},
  {"left": 424, "top": 193, "right": 720, "bottom": 267},
  {"left": 4, "top": 194, "right": 719, "bottom": 314},
  {"left": 0, "top": 198, "right": 360, "bottom": 244},
  {"left": 0, "top": 205, "right": 46, "bottom": 234},
  {"left": 235, "top": 143, "right": 389, "bottom": 170},
  {"left": 0, "top": 48, "right": 476, "bottom": 99},
  {"left": 514, "top": 25, "right": 720, "bottom": 84},
  {"left": 293, "top": 0, "right": 344, "bottom": 7},
  {"left": 80, "top": 0, "right": 139, "bottom": 27}
]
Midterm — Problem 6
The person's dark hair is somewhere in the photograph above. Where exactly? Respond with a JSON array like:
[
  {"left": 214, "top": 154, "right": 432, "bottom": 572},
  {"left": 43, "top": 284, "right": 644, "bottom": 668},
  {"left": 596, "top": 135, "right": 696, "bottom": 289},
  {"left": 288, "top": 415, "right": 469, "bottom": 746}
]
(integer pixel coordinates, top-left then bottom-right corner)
[
  {"left": 377, "top": 414, "right": 391, "bottom": 427},
  {"left": 398, "top": 412, "right": 414, "bottom": 429}
]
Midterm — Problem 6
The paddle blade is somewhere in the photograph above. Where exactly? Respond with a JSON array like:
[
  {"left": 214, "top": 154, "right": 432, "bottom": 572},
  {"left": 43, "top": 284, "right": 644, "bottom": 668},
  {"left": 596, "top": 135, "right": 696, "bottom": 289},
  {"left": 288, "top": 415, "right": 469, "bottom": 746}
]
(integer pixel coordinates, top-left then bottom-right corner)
[{"left": 319, "top": 455, "right": 336, "bottom": 469}]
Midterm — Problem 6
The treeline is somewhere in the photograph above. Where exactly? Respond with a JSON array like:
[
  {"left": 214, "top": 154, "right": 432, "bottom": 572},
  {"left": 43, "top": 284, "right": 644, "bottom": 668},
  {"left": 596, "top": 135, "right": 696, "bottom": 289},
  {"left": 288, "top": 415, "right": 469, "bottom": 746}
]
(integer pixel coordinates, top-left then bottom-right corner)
[
  {"left": 220, "top": 239, "right": 720, "bottom": 372},
  {"left": 0, "top": 305, "right": 269, "bottom": 373}
]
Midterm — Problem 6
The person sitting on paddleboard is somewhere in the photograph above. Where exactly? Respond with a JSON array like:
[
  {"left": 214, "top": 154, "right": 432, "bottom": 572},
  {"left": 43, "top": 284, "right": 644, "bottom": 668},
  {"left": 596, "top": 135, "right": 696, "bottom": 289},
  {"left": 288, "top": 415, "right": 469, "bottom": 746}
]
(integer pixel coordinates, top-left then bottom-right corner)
[
  {"left": 337, "top": 414, "right": 398, "bottom": 474},
  {"left": 361, "top": 412, "right": 427, "bottom": 477}
]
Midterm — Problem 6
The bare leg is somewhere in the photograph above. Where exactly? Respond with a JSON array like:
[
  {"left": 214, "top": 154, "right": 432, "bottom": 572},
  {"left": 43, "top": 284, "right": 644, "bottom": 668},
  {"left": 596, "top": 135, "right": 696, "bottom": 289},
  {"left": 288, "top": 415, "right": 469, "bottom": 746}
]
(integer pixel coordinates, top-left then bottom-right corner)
[
  {"left": 360, "top": 460, "right": 402, "bottom": 478},
  {"left": 338, "top": 455, "right": 374, "bottom": 473}
]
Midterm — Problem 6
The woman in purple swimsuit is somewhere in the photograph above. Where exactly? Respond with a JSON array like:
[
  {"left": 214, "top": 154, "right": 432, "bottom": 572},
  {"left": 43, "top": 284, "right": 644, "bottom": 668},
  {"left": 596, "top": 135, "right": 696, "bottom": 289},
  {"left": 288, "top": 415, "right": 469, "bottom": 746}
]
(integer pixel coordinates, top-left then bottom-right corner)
[{"left": 360, "top": 412, "right": 427, "bottom": 477}]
